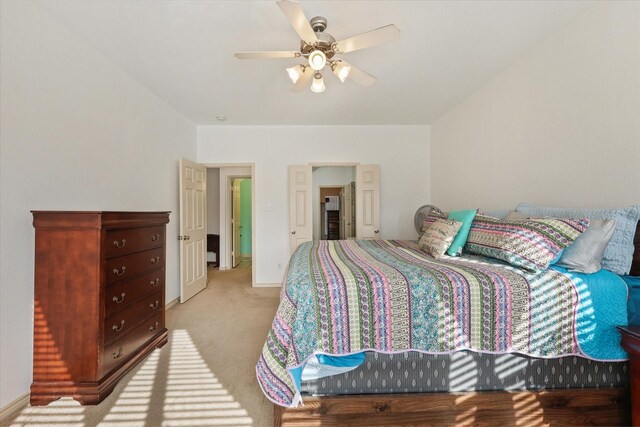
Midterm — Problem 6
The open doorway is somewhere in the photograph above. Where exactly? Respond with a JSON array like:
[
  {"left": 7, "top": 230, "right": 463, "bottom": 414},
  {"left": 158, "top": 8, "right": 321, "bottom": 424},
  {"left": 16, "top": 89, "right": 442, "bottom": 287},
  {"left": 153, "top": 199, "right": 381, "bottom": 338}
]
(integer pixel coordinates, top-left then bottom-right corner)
[
  {"left": 204, "top": 164, "right": 255, "bottom": 287},
  {"left": 313, "top": 166, "right": 356, "bottom": 240},
  {"left": 231, "top": 178, "right": 252, "bottom": 269}
]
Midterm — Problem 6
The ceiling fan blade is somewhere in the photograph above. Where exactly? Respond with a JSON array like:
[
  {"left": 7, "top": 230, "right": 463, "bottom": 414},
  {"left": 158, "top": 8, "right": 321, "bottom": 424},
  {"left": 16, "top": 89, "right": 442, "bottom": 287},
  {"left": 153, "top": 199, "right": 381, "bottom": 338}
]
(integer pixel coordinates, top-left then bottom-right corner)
[
  {"left": 277, "top": 0, "right": 318, "bottom": 44},
  {"left": 343, "top": 62, "right": 377, "bottom": 87},
  {"left": 292, "top": 66, "right": 314, "bottom": 92},
  {"left": 234, "top": 51, "right": 300, "bottom": 59},
  {"left": 333, "top": 24, "right": 400, "bottom": 54}
]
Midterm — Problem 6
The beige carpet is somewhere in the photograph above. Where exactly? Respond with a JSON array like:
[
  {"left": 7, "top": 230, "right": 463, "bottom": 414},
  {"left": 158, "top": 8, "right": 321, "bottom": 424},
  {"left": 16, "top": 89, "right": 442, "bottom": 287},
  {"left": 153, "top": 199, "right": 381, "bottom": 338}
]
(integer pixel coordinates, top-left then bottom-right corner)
[{"left": 5, "top": 265, "right": 280, "bottom": 427}]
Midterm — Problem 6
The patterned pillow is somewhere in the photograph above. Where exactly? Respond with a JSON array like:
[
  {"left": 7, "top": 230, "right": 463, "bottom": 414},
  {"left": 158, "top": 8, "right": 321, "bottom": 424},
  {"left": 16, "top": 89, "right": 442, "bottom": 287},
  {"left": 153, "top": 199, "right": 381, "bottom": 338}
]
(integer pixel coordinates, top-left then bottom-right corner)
[
  {"left": 421, "top": 213, "right": 447, "bottom": 233},
  {"left": 464, "top": 216, "right": 590, "bottom": 272},
  {"left": 516, "top": 203, "right": 640, "bottom": 275},
  {"left": 419, "top": 218, "right": 463, "bottom": 258}
]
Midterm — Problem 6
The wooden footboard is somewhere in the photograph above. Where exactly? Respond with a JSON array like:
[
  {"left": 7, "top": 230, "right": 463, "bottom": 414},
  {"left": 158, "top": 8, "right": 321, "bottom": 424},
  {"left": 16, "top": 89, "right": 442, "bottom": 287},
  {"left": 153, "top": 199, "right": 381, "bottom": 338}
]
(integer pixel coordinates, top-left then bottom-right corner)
[{"left": 274, "top": 388, "right": 629, "bottom": 426}]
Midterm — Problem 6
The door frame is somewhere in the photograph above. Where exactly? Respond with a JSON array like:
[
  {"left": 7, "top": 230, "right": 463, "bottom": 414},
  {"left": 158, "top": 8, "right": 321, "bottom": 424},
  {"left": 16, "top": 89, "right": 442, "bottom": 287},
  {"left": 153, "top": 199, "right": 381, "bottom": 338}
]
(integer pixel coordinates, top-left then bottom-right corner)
[
  {"left": 310, "top": 163, "right": 359, "bottom": 241},
  {"left": 203, "top": 163, "right": 256, "bottom": 287}
]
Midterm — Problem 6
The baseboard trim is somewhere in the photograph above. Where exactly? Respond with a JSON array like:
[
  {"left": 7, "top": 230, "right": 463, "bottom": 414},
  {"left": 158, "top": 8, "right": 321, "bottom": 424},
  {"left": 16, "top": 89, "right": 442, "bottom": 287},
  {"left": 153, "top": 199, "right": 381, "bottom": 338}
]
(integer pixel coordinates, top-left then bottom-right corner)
[
  {"left": 0, "top": 392, "right": 29, "bottom": 424},
  {"left": 165, "top": 297, "right": 179, "bottom": 310},
  {"left": 253, "top": 282, "right": 281, "bottom": 288}
]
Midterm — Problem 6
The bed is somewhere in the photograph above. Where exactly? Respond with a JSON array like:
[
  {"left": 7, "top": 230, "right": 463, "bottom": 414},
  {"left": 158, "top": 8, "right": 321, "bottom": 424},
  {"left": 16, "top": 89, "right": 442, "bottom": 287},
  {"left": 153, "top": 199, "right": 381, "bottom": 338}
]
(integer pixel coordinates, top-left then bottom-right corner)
[{"left": 258, "top": 206, "right": 640, "bottom": 426}]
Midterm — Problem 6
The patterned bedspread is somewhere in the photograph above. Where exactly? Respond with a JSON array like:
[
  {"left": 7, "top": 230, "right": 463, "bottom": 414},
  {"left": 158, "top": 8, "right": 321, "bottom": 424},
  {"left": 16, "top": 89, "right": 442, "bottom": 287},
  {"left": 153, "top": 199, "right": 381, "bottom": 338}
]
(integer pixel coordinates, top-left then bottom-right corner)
[{"left": 257, "top": 240, "right": 628, "bottom": 407}]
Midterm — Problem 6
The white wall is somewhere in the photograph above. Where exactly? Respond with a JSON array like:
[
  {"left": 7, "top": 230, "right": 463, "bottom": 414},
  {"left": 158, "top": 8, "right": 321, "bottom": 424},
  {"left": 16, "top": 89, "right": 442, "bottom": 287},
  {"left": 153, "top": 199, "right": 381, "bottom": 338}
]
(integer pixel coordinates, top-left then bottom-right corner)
[
  {"left": 207, "top": 168, "right": 220, "bottom": 234},
  {"left": 0, "top": 1, "right": 196, "bottom": 408},
  {"left": 431, "top": 2, "right": 640, "bottom": 211},
  {"left": 198, "top": 126, "right": 431, "bottom": 285},
  {"left": 312, "top": 166, "right": 356, "bottom": 240}
]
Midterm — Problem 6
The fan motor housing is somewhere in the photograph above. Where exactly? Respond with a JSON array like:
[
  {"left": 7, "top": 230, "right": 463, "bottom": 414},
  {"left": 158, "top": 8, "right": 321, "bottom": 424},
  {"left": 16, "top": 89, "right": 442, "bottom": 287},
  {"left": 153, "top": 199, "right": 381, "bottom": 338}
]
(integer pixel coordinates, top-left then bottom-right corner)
[{"left": 300, "top": 16, "right": 336, "bottom": 59}]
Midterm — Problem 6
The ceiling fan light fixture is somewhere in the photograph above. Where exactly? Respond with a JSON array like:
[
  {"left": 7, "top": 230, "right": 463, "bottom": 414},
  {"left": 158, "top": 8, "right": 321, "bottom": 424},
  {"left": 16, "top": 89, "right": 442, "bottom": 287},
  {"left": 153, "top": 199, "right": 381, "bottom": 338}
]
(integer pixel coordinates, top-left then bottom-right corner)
[
  {"left": 331, "top": 61, "right": 351, "bottom": 83},
  {"left": 311, "top": 72, "right": 325, "bottom": 93},
  {"left": 286, "top": 64, "right": 306, "bottom": 84},
  {"left": 308, "top": 49, "right": 326, "bottom": 71}
]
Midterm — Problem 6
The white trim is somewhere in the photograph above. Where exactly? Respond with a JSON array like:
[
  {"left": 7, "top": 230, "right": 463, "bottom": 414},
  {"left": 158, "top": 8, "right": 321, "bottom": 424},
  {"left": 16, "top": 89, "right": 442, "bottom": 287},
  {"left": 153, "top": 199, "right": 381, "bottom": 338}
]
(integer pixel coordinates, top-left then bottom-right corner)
[
  {"left": 0, "top": 392, "right": 29, "bottom": 424},
  {"left": 309, "top": 162, "right": 360, "bottom": 167},
  {"left": 253, "top": 282, "right": 281, "bottom": 288},
  {"left": 165, "top": 297, "right": 179, "bottom": 311},
  {"left": 209, "top": 163, "right": 256, "bottom": 287}
]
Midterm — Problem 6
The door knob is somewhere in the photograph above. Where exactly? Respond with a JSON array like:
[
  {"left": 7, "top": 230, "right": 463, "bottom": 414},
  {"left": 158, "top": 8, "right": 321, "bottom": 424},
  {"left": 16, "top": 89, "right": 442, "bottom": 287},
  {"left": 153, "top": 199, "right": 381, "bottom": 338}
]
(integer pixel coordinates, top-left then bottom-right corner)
[{"left": 291, "top": 231, "right": 296, "bottom": 234}]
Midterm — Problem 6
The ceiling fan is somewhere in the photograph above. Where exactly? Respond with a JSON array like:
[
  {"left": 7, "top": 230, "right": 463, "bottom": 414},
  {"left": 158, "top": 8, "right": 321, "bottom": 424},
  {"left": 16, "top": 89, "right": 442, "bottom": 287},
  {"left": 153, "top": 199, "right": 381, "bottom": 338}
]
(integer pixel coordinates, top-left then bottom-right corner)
[{"left": 234, "top": 0, "right": 400, "bottom": 93}]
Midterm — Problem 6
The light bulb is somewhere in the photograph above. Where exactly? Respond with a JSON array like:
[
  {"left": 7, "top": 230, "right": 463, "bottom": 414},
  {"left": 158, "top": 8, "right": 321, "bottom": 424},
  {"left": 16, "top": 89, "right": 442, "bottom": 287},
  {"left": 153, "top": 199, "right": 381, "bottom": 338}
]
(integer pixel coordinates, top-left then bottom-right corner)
[
  {"left": 286, "top": 64, "right": 305, "bottom": 84},
  {"left": 311, "top": 72, "right": 325, "bottom": 93},
  {"left": 308, "top": 50, "right": 326, "bottom": 71},
  {"left": 331, "top": 61, "right": 351, "bottom": 83}
]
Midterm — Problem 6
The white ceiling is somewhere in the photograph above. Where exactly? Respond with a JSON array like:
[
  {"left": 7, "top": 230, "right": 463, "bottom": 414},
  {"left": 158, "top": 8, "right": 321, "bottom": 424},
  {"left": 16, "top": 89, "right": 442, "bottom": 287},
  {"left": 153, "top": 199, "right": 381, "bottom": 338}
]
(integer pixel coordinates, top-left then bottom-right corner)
[{"left": 36, "top": 1, "right": 594, "bottom": 125}]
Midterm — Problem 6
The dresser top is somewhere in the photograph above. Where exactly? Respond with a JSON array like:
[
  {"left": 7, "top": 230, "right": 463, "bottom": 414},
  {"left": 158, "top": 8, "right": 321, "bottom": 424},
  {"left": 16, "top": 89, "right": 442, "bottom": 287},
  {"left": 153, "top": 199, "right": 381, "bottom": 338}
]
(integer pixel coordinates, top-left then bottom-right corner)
[
  {"left": 618, "top": 325, "right": 640, "bottom": 340},
  {"left": 32, "top": 211, "right": 170, "bottom": 229}
]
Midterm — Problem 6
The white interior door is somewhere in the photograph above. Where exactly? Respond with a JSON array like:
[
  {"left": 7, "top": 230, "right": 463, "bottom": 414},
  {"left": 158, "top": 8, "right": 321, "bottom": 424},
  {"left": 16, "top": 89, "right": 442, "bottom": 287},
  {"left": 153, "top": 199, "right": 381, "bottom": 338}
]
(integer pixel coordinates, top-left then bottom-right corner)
[
  {"left": 289, "top": 165, "right": 312, "bottom": 255},
  {"left": 231, "top": 179, "right": 241, "bottom": 268},
  {"left": 343, "top": 183, "right": 354, "bottom": 238},
  {"left": 179, "top": 158, "right": 207, "bottom": 303},
  {"left": 356, "top": 165, "right": 381, "bottom": 240}
]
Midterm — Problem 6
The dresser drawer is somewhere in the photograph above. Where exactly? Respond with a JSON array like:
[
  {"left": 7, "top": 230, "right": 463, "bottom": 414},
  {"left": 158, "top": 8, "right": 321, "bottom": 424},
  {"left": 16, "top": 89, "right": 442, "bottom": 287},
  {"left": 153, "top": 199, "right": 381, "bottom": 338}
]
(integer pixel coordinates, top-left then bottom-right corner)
[
  {"left": 104, "top": 291, "right": 163, "bottom": 344},
  {"left": 106, "top": 247, "right": 164, "bottom": 285},
  {"left": 105, "top": 270, "right": 163, "bottom": 317},
  {"left": 106, "top": 226, "right": 164, "bottom": 258},
  {"left": 102, "top": 311, "right": 164, "bottom": 376}
]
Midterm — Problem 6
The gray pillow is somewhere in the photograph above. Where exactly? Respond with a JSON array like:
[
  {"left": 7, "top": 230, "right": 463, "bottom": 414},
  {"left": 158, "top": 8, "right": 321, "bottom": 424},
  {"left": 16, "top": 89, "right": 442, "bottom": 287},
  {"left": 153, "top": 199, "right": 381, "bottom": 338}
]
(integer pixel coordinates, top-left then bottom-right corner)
[
  {"left": 555, "top": 219, "right": 616, "bottom": 274},
  {"left": 504, "top": 211, "right": 529, "bottom": 220}
]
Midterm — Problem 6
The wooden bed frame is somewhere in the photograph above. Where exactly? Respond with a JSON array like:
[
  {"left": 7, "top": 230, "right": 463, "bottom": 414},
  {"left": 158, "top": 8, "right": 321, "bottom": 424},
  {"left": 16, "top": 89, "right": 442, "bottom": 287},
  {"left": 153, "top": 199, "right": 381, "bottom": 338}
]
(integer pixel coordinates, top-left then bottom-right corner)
[{"left": 274, "top": 221, "right": 640, "bottom": 426}]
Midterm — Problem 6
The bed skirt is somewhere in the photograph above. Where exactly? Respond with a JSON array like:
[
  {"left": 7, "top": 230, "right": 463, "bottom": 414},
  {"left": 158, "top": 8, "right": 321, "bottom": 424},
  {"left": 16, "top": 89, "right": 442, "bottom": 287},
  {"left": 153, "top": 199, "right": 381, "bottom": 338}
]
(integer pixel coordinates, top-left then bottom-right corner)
[{"left": 300, "top": 350, "right": 628, "bottom": 396}]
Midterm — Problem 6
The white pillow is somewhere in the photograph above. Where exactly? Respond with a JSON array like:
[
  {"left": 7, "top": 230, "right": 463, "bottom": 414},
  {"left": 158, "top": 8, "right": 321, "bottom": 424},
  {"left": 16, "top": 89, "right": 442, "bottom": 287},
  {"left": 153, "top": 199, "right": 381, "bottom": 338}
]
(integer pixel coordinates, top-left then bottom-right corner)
[{"left": 556, "top": 219, "right": 616, "bottom": 274}]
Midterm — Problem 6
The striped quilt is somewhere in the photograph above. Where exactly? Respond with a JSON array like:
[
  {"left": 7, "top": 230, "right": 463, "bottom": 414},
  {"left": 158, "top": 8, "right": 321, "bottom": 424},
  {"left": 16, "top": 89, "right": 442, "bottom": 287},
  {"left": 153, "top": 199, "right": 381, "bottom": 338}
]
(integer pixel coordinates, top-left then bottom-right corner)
[{"left": 256, "top": 240, "right": 626, "bottom": 407}]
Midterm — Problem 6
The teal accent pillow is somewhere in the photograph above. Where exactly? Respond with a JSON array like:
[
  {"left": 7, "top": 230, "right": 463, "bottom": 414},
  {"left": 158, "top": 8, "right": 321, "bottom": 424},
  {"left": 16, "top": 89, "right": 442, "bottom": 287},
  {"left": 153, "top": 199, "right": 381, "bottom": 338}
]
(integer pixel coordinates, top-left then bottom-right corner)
[{"left": 446, "top": 209, "right": 477, "bottom": 256}]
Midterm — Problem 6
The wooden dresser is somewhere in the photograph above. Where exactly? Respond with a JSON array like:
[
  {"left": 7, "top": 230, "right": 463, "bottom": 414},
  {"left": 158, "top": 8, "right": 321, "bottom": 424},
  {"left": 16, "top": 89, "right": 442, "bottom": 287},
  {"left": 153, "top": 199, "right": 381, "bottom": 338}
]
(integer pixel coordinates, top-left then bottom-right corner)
[
  {"left": 618, "top": 325, "right": 640, "bottom": 426},
  {"left": 30, "top": 211, "right": 170, "bottom": 405}
]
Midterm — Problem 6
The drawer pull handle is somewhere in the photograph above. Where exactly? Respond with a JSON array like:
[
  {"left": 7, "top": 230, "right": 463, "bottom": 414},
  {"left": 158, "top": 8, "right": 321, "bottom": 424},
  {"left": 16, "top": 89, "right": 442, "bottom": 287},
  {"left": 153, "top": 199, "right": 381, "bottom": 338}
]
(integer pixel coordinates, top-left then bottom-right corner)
[
  {"left": 113, "top": 266, "right": 126, "bottom": 276},
  {"left": 150, "top": 256, "right": 160, "bottom": 264},
  {"left": 149, "top": 321, "right": 160, "bottom": 332},
  {"left": 150, "top": 300, "right": 160, "bottom": 310},
  {"left": 151, "top": 234, "right": 160, "bottom": 241},
  {"left": 113, "top": 238, "right": 126, "bottom": 248},
  {"left": 112, "top": 347, "right": 124, "bottom": 359},
  {"left": 112, "top": 293, "right": 126, "bottom": 304},
  {"left": 112, "top": 320, "right": 125, "bottom": 331},
  {"left": 150, "top": 278, "right": 160, "bottom": 287}
]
